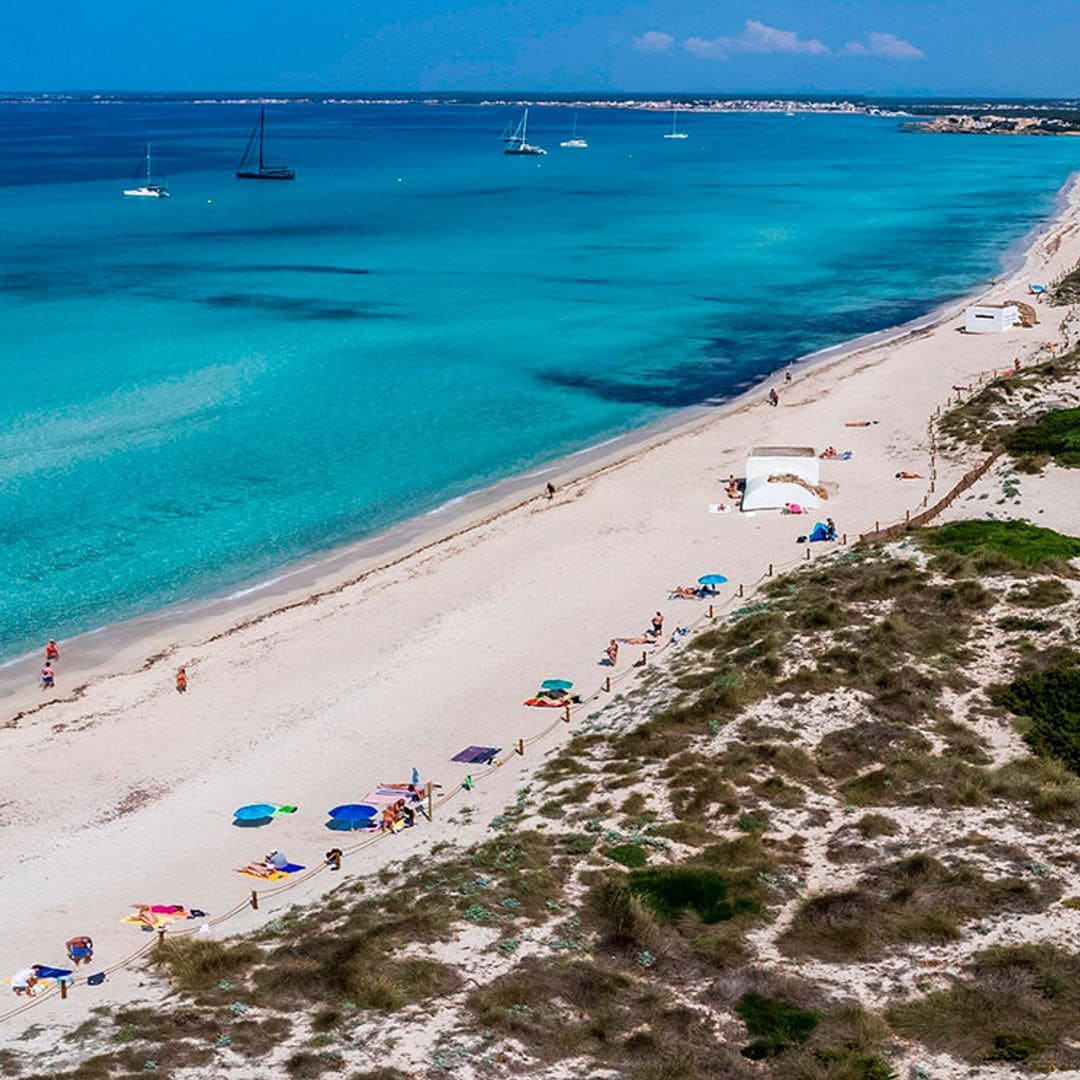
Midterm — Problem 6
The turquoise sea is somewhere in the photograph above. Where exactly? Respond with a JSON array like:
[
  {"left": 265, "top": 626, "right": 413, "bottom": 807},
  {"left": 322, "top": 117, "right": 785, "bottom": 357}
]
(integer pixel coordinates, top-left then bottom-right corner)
[{"left": 0, "top": 100, "right": 1076, "bottom": 660}]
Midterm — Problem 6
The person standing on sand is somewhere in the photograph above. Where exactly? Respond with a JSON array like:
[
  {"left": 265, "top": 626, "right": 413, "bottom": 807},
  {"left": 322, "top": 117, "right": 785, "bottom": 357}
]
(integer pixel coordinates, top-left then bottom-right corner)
[
  {"left": 768, "top": 388, "right": 779, "bottom": 407},
  {"left": 651, "top": 611, "right": 664, "bottom": 637},
  {"left": 175, "top": 667, "right": 187, "bottom": 694},
  {"left": 40, "top": 663, "right": 54, "bottom": 690},
  {"left": 45, "top": 639, "right": 59, "bottom": 663},
  {"left": 545, "top": 482, "right": 556, "bottom": 500},
  {"left": 606, "top": 639, "right": 618, "bottom": 666}
]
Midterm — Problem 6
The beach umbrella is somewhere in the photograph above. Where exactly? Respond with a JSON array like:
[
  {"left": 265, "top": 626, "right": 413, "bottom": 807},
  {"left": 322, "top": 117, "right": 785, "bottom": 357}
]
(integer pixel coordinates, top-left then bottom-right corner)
[
  {"left": 698, "top": 574, "right": 728, "bottom": 586},
  {"left": 232, "top": 803, "right": 297, "bottom": 822},
  {"left": 540, "top": 679, "right": 574, "bottom": 691},
  {"left": 327, "top": 804, "right": 378, "bottom": 829}
]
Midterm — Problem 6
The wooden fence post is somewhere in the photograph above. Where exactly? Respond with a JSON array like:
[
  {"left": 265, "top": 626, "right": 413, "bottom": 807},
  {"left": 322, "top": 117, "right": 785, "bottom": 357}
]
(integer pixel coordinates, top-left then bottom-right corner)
[
  {"left": 641, "top": 650, "right": 648, "bottom": 667},
  {"left": 60, "top": 979, "right": 68, "bottom": 1000},
  {"left": 708, "top": 603, "right": 714, "bottom": 618},
  {"left": 427, "top": 786, "right": 434, "bottom": 822},
  {"left": 250, "top": 891, "right": 258, "bottom": 911},
  {"left": 516, "top": 738, "right": 524, "bottom": 756},
  {"left": 841, "top": 534, "right": 847, "bottom": 545},
  {"left": 604, "top": 676, "right": 611, "bottom": 692},
  {"left": 805, "top": 546, "right": 811, "bottom": 561},
  {"left": 563, "top": 702, "right": 571, "bottom": 723},
  {"left": 905, "top": 510, "right": 910, "bottom": 523},
  {"left": 157, "top": 928, "right": 167, "bottom": 946},
  {"left": 738, "top": 583, "right": 745, "bottom": 598}
]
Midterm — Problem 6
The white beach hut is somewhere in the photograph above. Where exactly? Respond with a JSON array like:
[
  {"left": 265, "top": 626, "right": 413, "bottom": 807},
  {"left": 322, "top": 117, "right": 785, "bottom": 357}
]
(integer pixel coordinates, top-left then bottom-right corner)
[
  {"left": 964, "top": 303, "right": 1019, "bottom": 334},
  {"left": 742, "top": 446, "right": 821, "bottom": 512}
]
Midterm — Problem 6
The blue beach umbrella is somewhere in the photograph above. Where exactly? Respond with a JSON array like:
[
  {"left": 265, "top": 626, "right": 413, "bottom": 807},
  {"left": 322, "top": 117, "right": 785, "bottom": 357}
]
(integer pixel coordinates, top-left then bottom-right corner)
[
  {"left": 327, "top": 804, "right": 378, "bottom": 830},
  {"left": 540, "top": 679, "right": 574, "bottom": 691},
  {"left": 698, "top": 574, "right": 728, "bottom": 586},
  {"left": 234, "top": 803, "right": 278, "bottom": 822}
]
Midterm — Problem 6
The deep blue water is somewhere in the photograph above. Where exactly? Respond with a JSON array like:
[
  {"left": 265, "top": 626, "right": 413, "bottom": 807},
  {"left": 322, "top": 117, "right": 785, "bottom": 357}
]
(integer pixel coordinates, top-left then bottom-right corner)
[{"left": 0, "top": 103, "right": 1076, "bottom": 659}]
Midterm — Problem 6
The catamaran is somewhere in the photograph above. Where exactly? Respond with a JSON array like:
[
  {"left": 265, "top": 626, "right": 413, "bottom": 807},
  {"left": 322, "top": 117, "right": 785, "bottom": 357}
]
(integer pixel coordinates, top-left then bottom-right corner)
[
  {"left": 123, "top": 144, "right": 169, "bottom": 198},
  {"left": 504, "top": 108, "right": 547, "bottom": 156},
  {"left": 236, "top": 107, "right": 295, "bottom": 181},
  {"left": 560, "top": 112, "right": 588, "bottom": 149},
  {"left": 663, "top": 106, "right": 688, "bottom": 140}
]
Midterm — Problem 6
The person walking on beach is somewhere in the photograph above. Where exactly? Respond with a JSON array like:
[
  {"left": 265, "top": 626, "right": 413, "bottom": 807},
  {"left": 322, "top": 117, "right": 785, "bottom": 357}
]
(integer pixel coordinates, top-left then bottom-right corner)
[
  {"left": 65, "top": 936, "right": 93, "bottom": 967},
  {"left": 768, "top": 388, "right": 779, "bottom": 408},
  {"left": 40, "top": 663, "right": 54, "bottom": 690},
  {"left": 545, "top": 482, "right": 556, "bottom": 500},
  {"left": 45, "top": 639, "right": 60, "bottom": 663},
  {"left": 175, "top": 666, "right": 187, "bottom": 694},
  {"left": 651, "top": 611, "right": 664, "bottom": 638}
]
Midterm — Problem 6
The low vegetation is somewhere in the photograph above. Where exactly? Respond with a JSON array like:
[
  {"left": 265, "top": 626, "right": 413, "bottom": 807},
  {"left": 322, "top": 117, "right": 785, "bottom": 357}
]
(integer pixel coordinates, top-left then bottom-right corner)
[
  {"left": 10, "top": 521, "right": 1080, "bottom": 1078},
  {"left": 889, "top": 945, "right": 1080, "bottom": 1070},
  {"left": 1006, "top": 406, "right": 1080, "bottom": 469}
]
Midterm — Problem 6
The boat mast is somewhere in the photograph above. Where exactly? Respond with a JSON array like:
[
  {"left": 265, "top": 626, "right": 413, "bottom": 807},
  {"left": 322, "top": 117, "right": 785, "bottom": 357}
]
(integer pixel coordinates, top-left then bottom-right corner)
[
  {"left": 146, "top": 143, "right": 152, "bottom": 184},
  {"left": 258, "top": 107, "right": 265, "bottom": 172}
]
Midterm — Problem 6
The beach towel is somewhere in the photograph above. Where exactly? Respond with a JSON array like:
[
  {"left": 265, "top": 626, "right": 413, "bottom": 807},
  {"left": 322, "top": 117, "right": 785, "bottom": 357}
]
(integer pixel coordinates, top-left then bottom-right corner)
[
  {"left": 367, "top": 783, "right": 427, "bottom": 804},
  {"left": 451, "top": 745, "right": 501, "bottom": 765},
  {"left": 35, "top": 966, "right": 73, "bottom": 981},
  {"left": 236, "top": 863, "right": 305, "bottom": 881},
  {"left": 121, "top": 905, "right": 194, "bottom": 930},
  {"left": 523, "top": 697, "right": 567, "bottom": 707}
]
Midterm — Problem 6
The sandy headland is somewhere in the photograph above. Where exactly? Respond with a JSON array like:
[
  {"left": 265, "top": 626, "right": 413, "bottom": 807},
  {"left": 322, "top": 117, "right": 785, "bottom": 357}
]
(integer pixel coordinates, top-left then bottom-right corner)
[{"left": 2, "top": 176, "right": 1079, "bottom": 1033}]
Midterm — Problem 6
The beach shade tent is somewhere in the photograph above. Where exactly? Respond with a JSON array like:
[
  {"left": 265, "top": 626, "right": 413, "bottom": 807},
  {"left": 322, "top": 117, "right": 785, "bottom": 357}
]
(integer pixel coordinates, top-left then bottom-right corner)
[
  {"left": 326, "top": 803, "right": 379, "bottom": 830},
  {"left": 742, "top": 446, "right": 821, "bottom": 512},
  {"left": 698, "top": 574, "right": 728, "bottom": 586},
  {"left": 540, "top": 679, "right": 574, "bottom": 691}
]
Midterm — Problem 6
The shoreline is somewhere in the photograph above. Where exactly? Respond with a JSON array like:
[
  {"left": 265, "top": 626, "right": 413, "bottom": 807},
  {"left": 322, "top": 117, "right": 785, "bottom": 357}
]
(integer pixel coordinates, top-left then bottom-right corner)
[
  {"left": 1, "top": 162, "right": 1078, "bottom": 1033},
  {"left": 2, "top": 172, "right": 1074, "bottom": 702}
]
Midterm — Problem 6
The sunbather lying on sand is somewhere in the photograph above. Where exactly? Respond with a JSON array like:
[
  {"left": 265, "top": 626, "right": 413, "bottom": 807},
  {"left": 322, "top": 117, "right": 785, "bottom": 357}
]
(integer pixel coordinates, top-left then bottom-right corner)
[
  {"left": 669, "top": 586, "right": 701, "bottom": 600},
  {"left": 845, "top": 420, "right": 879, "bottom": 427},
  {"left": 616, "top": 636, "right": 659, "bottom": 645},
  {"left": 895, "top": 471, "right": 923, "bottom": 480}
]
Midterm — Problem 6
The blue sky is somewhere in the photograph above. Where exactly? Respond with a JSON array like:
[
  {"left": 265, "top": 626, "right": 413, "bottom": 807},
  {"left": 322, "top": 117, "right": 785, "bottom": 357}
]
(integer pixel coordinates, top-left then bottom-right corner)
[{"left": 3, "top": 1, "right": 1078, "bottom": 97}]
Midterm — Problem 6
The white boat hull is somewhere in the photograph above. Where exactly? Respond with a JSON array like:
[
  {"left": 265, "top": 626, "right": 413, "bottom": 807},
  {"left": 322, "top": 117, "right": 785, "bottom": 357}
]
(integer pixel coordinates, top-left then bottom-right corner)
[
  {"left": 123, "top": 186, "right": 169, "bottom": 198},
  {"left": 662, "top": 133, "right": 688, "bottom": 140},
  {"left": 560, "top": 138, "right": 588, "bottom": 148}
]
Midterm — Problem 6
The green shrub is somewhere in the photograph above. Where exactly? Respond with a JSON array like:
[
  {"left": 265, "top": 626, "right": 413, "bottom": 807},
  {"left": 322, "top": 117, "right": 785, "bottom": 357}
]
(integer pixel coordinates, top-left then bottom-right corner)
[
  {"left": 605, "top": 844, "right": 647, "bottom": 868},
  {"left": 1006, "top": 408, "right": 1080, "bottom": 468},
  {"left": 995, "top": 667, "right": 1080, "bottom": 774},
  {"left": 735, "top": 992, "right": 820, "bottom": 1059},
  {"left": 628, "top": 867, "right": 760, "bottom": 925},
  {"left": 923, "top": 520, "right": 1080, "bottom": 572}
]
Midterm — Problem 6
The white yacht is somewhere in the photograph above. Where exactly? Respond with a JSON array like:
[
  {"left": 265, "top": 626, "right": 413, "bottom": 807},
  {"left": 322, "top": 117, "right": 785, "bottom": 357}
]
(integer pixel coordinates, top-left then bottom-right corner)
[
  {"left": 560, "top": 112, "right": 588, "bottom": 149},
  {"left": 504, "top": 108, "right": 547, "bottom": 156},
  {"left": 123, "top": 144, "right": 170, "bottom": 198},
  {"left": 662, "top": 106, "right": 688, "bottom": 140}
]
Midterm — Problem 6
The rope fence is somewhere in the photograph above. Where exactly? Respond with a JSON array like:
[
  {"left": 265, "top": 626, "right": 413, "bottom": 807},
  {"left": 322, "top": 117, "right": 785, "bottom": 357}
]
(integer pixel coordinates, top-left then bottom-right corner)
[{"left": 0, "top": 347, "right": 1050, "bottom": 1025}]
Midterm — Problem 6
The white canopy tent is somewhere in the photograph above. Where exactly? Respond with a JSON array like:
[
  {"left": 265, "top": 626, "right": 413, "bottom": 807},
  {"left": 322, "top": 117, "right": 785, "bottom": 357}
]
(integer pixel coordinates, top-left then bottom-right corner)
[{"left": 742, "top": 446, "right": 821, "bottom": 512}]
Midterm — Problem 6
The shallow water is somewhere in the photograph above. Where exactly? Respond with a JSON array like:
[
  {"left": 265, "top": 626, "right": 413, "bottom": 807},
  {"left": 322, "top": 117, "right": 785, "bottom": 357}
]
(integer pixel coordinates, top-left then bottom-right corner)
[{"left": 0, "top": 102, "right": 1074, "bottom": 658}]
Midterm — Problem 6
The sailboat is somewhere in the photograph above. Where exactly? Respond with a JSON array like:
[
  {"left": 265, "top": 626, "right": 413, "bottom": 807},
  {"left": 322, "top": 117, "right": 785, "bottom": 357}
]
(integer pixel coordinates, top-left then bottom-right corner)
[
  {"left": 560, "top": 112, "right": 588, "bottom": 149},
  {"left": 663, "top": 106, "right": 688, "bottom": 140},
  {"left": 504, "top": 108, "right": 547, "bottom": 156},
  {"left": 236, "top": 107, "right": 295, "bottom": 181},
  {"left": 123, "top": 144, "right": 170, "bottom": 198}
]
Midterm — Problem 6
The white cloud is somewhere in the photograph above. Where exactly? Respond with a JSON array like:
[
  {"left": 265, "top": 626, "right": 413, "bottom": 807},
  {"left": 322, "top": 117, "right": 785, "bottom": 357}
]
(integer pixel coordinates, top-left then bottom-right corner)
[
  {"left": 632, "top": 30, "right": 675, "bottom": 53},
  {"left": 683, "top": 20, "right": 829, "bottom": 59},
  {"left": 842, "top": 32, "right": 924, "bottom": 60}
]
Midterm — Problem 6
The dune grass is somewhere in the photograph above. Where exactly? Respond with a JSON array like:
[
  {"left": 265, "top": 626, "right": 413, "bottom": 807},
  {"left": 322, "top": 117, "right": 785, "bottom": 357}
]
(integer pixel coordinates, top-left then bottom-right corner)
[
  {"left": 735, "top": 992, "right": 820, "bottom": 1059},
  {"left": 780, "top": 854, "right": 1046, "bottom": 962},
  {"left": 888, "top": 944, "right": 1080, "bottom": 1069}
]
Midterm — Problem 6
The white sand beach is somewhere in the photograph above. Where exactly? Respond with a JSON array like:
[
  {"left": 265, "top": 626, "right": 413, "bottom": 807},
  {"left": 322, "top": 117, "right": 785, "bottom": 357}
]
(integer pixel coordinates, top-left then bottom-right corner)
[{"left": 2, "top": 178, "right": 1079, "bottom": 1033}]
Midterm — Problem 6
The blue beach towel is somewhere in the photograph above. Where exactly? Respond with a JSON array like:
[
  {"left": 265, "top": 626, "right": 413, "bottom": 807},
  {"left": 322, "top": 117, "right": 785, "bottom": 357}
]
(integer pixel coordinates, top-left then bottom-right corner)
[{"left": 452, "top": 745, "right": 501, "bottom": 765}]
